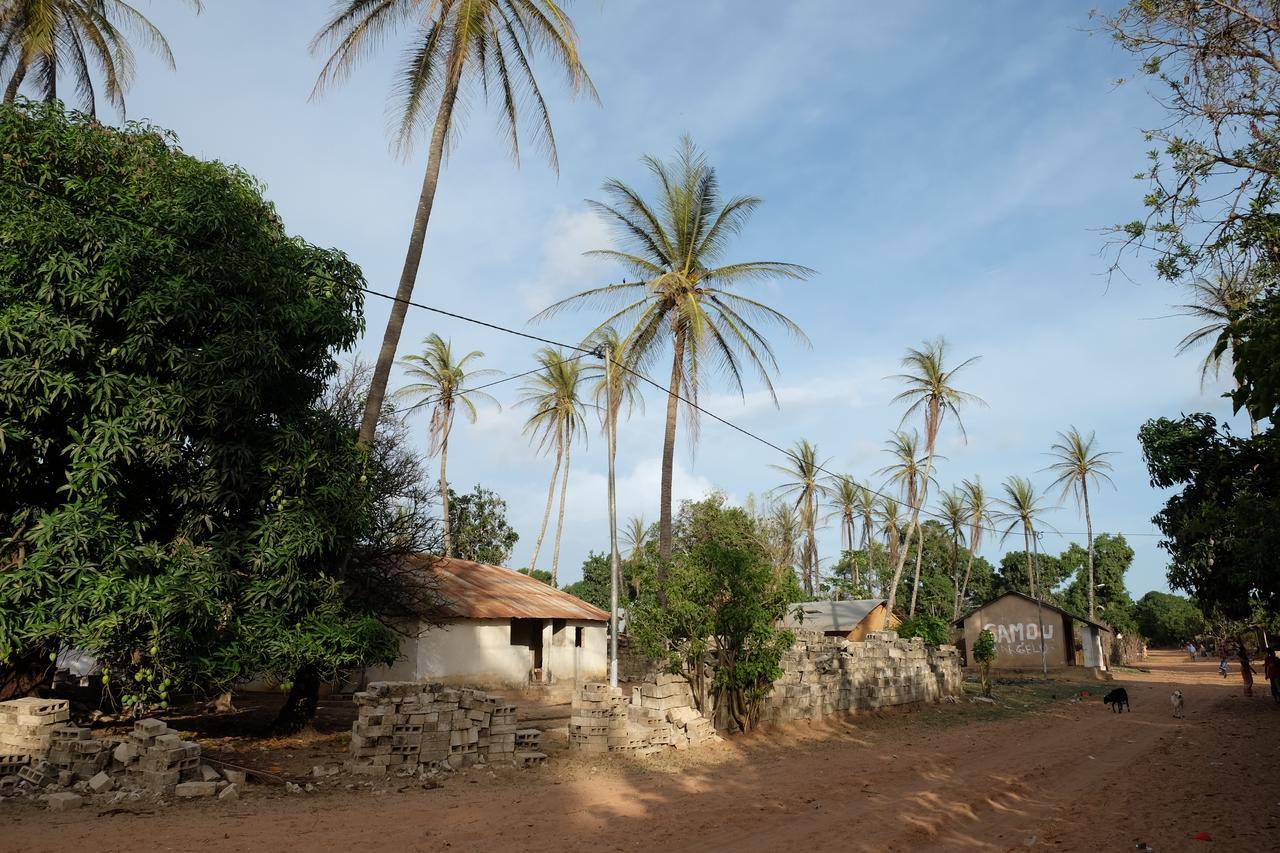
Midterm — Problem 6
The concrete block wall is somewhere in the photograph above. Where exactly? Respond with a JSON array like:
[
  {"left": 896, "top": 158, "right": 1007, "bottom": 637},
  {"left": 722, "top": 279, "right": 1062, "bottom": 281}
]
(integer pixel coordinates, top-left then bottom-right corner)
[{"left": 763, "top": 630, "right": 962, "bottom": 724}]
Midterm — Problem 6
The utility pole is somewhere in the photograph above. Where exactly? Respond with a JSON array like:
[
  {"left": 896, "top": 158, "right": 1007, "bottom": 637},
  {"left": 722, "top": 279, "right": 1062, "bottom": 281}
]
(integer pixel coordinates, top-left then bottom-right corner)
[
  {"left": 1032, "top": 529, "right": 1048, "bottom": 676},
  {"left": 604, "top": 344, "right": 620, "bottom": 689}
]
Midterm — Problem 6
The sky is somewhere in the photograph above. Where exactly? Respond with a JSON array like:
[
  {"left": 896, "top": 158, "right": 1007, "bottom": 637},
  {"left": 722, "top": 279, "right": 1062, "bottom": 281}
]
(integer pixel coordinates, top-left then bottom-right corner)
[{"left": 96, "top": 0, "right": 1256, "bottom": 598}]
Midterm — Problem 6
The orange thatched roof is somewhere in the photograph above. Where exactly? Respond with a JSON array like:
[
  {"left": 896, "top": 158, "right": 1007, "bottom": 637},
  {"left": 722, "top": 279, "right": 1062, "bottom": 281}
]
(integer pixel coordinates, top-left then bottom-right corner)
[{"left": 411, "top": 555, "right": 608, "bottom": 622}]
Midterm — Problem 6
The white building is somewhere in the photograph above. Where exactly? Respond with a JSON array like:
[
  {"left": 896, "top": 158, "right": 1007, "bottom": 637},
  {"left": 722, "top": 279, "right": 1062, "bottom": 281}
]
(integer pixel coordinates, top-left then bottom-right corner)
[{"left": 368, "top": 556, "right": 610, "bottom": 689}]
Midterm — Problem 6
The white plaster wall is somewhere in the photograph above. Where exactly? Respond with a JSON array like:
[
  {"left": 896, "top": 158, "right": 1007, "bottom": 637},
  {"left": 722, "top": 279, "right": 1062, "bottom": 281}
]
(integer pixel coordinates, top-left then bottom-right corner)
[{"left": 546, "top": 622, "right": 608, "bottom": 683}]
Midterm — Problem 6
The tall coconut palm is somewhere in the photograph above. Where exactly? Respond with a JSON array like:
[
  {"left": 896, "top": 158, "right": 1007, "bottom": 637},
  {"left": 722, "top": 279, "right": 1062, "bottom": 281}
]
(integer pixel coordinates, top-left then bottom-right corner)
[
  {"left": 877, "top": 495, "right": 903, "bottom": 600},
  {"left": 937, "top": 487, "right": 968, "bottom": 615},
  {"left": 518, "top": 347, "right": 587, "bottom": 586},
  {"left": 956, "top": 477, "right": 994, "bottom": 619},
  {"left": 395, "top": 334, "right": 500, "bottom": 557},
  {"left": 1, "top": 0, "right": 199, "bottom": 114},
  {"left": 882, "top": 338, "right": 983, "bottom": 627},
  {"left": 853, "top": 481, "right": 877, "bottom": 592},
  {"left": 1175, "top": 273, "right": 1261, "bottom": 433},
  {"left": 312, "top": 0, "right": 594, "bottom": 449},
  {"left": 768, "top": 500, "right": 801, "bottom": 584},
  {"left": 994, "top": 476, "right": 1054, "bottom": 597},
  {"left": 771, "top": 440, "right": 830, "bottom": 597},
  {"left": 621, "top": 515, "right": 648, "bottom": 563},
  {"left": 826, "top": 475, "right": 861, "bottom": 586},
  {"left": 533, "top": 137, "right": 813, "bottom": 577},
  {"left": 876, "top": 429, "right": 938, "bottom": 617},
  {"left": 1044, "top": 427, "right": 1116, "bottom": 620}
]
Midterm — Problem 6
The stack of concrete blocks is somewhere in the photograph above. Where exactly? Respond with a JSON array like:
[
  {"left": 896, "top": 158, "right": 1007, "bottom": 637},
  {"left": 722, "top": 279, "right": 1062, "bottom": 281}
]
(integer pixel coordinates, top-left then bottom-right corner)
[
  {"left": 124, "top": 718, "right": 202, "bottom": 793},
  {"left": 568, "top": 682, "right": 624, "bottom": 755},
  {"left": 347, "top": 681, "right": 523, "bottom": 776},
  {"left": 631, "top": 675, "right": 715, "bottom": 750},
  {"left": 45, "top": 725, "right": 110, "bottom": 779},
  {"left": 762, "top": 630, "right": 963, "bottom": 724},
  {"left": 1, "top": 697, "right": 69, "bottom": 789}
]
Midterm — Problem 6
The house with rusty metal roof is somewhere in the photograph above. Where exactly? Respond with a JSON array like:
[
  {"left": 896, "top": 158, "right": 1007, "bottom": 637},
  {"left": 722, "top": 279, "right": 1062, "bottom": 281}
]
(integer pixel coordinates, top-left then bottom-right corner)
[{"left": 368, "top": 556, "right": 609, "bottom": 690}]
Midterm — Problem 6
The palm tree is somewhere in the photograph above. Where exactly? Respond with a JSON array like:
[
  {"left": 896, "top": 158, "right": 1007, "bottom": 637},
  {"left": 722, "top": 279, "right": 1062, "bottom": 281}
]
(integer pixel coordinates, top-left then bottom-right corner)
[
  {"left": 1, "top": 0, "right": 199, "bottom": 114},
  {"left": 518, "top": 347, "right": 587, "bottom": 586},
  {"left": 311, "top": 0, "right": 594, "bottom": 449},
  {"left": 956, "top": 477, "right": 994, "bottom": 619},
  {"left": 826, "top": 475, "right": 860, "bottom": 585},
  {"left": 768, "top": 500, "right": 801, "bottom": 584},
  {"left": 853, "top": 481, "right": 877, "bottom": 592},
  {"left": 882, "top": 338, "right": 983, "bottom": 626},
  {"left": 1175, "top": 273, "right": 1261, "bottom": 433},
  {"left": 994, "top": 476, "right": 1054, "bottom": 597},
  {"left": 876, "top": 429, "right": 938, "bottom": 617},
  {"left": 1044, "top": 427, "right": 1116, "bottom": 620},
  {"left": 395, "top": 334, "right": 499, "bottom": 557},
  {"left": 876, "top": 495, "right": 903, "bottom": 600},
  {"left": 770, "top": 440, "right": 830, "bottom": 597},
  {"left": 533, "top": 137, "right": 813, "bottom": 575},
  {"left": 937, "top": 488, "right": 967, "bottom": 617}
]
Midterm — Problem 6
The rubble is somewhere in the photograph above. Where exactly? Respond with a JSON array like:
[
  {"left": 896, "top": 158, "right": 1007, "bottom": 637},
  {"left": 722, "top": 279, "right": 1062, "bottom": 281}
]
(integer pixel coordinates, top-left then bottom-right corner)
[
  {"left": 46, "top": 791, "right": 84, "bottom": 811},
  {"left": 346, "top": 682, "right": 523, "bottom": 774},
  {"left": 569, "top": 676, "right": 717, "bottom": 756}
]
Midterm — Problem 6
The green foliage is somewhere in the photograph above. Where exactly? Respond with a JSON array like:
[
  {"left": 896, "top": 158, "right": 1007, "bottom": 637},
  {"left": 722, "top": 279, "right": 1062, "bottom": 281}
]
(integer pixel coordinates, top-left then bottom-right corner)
[
  {"left": 896, "top": 614, "right": 950, "bottom": 646},
  {"left": 628, "top": 494, "right": 794, "bottom": 733},
  {"left": 561, "top": 551, "right": 613, "bottom": 611},
  {"left": 1133, "top": 591, "right": 1205, "bottom": 646},
  {"left": 1139, "top": 415, "right": 1280, "bottom": 618},
  {"left": 993, "top": 551, "right": 1070, "bottom": 604},
  {"left": 518, "top": 568, "right": 554, "bottom": 587},
  {"left": 1229, "top": 283, "right": 1280, "bottom": 424},
  {"left": 448, "top": 485, "right": 518, "bottom": 566},
  {"left": 973, "top": 628, "right": 996, "bottom": 697},
  {"left": 1059, "top": 534, "right": 1137, "bottom": 633},
  {"left": 0, "top": 102, "right": 406, "bottom": 707}
]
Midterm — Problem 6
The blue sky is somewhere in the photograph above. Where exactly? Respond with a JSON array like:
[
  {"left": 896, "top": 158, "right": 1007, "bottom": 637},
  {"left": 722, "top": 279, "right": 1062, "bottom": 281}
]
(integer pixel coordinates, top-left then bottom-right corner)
[{"left": 106, "top": 1, "right": 1254, "bottom": 598}]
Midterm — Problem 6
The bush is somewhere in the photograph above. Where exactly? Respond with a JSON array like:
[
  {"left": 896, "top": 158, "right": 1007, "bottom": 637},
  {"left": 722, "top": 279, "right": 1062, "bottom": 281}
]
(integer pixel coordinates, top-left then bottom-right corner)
[
  {"left": 896, "top": 614, "right": 950, "bottom": 646},
  {"left": 973, "top": 629, "right": 996, "bottom": 697}
]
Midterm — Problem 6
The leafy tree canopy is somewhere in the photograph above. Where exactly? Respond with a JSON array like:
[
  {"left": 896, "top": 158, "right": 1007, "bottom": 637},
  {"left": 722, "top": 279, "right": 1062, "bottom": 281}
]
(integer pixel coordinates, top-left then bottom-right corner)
[
  {"left": 1133, "top": 591, "right": 1205, "bottom": 647},
  {"left": 628, "top": 494, "right": 794, "bottom": 733},
  {"left": 1139, "top": 414, "right": 1280, "bottom": 619},
  {"left": 447, "top": 485, "right": 518, "bottom": 566},
  {"left": 0, "top": 102, "right": 412, "bottom": 708},
  {"left": 1058, "top": 534, "right": 1137, "bottom": 633},
  {"left": 896, "top": 614, "right": 950, "bottom": 647},
  {"left": 562, "top": 551, "right": 612, "bottom": 611}
]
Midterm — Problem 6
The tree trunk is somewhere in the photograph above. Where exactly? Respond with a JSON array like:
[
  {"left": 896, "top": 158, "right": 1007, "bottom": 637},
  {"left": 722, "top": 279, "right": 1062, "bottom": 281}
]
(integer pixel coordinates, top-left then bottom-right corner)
[
  {"left": 1083, "top": 482, "right": 1095, "bottom": 621},
  {"left": 956, "top": 546, "right": 977, "bottom": 620},
  {"left": 808, "top": 494, "right": 819, "bottom": 596},
  {"left": 908, "top": 522, "right": 925, "bottom": 616},
  {"left": 529, "top": 445, "right": 562, "bottom": 571},
  {"left": 1024, "top": 526, "right": 1035, "bottom": 597},
  {"left": 550, "top": 423, "right": 572, "bottom": 587},
  {"left": 439, "top": 422, "right": 453, "bottom": 557},
  {"left": 357, "top": 55, "right": 465, "bottom": 448},
  {"left": 883, "top": 448, "right": 937, "bottom": 628},
  {"left": 4, "top": 61, "right": 28, "bottom": 103},
  {"left": 656, "top": 327, "right": 685, "bottom": 590},
  {"left": 273, "top": 664, "right": 320, "bottom": 734}
]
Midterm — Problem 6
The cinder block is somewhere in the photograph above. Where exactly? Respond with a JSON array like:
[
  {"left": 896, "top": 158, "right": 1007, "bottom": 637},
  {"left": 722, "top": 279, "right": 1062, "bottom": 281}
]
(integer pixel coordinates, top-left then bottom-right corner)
[
  {"left": 175, "top": 780, "right": 218, "bottom": 798},
  {"left": 47, "top": 792, "right": 84, "bottom": 811}
]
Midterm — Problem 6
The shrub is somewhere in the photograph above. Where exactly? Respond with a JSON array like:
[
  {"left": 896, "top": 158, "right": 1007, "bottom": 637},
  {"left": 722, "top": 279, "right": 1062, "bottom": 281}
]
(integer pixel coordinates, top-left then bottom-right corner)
[{"left": 896, "top": 614, "right": 950, "bottom": 646}]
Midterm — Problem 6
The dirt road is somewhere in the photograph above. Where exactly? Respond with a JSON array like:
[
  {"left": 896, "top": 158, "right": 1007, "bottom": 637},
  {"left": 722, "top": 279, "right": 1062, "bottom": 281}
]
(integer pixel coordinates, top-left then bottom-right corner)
[{"left": 6, "top": 651, "right": 1277, "bottom": 852}]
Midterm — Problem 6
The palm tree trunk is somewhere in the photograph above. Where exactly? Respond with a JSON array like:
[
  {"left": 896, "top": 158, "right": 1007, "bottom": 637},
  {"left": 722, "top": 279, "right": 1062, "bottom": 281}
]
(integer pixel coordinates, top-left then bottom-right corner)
[
  {"left": 4, "top": 61, "right": 28, "bottom": 103},
  {"left": 551, "top": 423, "right": 572, "bottom": 587},
  {"left": 949, "top": 532, "right": 959, "bottom": 617},
  {"left": 1024, "top": 525, "right": 1035, "bottom": 597},
  {"left": 808, "top": 494, "right": 819, "bottom": 596},
  {"left": 439, "top": 416, "right": 453, "bottom": 557},
  {"left": 908, "top": 523, "right": 925, "bottom": 616},
  {"left": 529, "top": 445, "right": 562, "bottom": 572},
  {"left": 956, "top": 545, "right": 977, "bottom": 621},
  {"left": 883, "top": 450, "right": 937, "bottom": 628},
  {"left": 1083, "top": 482, "right": 1095, "bottom": 620},
  {"left": 657, "top": 327, "right": 685, "bottom": 579},
  {"left": 357, "top": 53, "right": 465, "bottom": 448}
]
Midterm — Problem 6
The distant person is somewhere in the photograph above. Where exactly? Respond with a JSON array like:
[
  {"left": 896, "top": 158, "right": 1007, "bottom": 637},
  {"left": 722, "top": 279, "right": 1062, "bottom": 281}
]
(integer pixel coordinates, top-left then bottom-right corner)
[
  {"left": 1187, "top": 641, "right": 1198, "bottom": 661},
  {"left": 1239, "top": 647, "right": 1257, "bottom": 698},
  {"left": 1265, "top": 648, "right": 1280, "bottom": 704},
  {"left": 1219, "top": 650, "right": 1230, "bottom": 678}
]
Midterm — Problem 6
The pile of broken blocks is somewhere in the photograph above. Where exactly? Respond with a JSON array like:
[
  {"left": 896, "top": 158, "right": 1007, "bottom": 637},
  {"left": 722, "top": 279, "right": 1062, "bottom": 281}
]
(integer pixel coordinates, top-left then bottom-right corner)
[
  {"left": 568, "top": 675, "right": 718, "bottom": 757},
  {"left": 347, "top": 681, "right": 543, "bottom": 776},
  {"left": 0, "top": 698, "right": 243, "bottom": 810}
]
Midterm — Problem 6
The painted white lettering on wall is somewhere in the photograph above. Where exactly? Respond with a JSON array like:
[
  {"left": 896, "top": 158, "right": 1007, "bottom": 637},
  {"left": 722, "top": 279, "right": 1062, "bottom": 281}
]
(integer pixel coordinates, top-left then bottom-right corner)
[{"left": 983, "top": 622, "right": 1053, "bottom": 656}]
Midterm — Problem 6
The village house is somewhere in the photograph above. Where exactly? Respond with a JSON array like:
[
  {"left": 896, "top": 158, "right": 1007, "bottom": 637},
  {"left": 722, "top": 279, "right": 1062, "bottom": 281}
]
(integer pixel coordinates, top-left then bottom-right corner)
[
  {"left": 783, "top": 599, "right": 902, "bottom": 641},
  {"left": 366, "top": 556, "right": 609, "bottom": 690},
  {"left": 954, "top": 591, "right": 1110, "bottom": 671}
]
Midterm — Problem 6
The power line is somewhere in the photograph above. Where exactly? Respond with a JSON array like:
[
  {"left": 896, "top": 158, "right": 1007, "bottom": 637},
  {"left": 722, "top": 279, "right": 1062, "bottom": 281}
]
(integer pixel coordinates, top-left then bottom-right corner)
[
  {"left": 2, "top": 172, "right": 1164, "bottom": 542},
  {"left": 386, "top": 350, "right": 594, "bottom": 418}
]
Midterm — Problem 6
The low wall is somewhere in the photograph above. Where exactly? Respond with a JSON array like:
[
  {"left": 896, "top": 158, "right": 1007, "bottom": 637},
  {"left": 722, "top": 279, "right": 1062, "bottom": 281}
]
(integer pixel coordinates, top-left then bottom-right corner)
[{"left": 763, "top": 629, "right": 961, "bottom": 724}]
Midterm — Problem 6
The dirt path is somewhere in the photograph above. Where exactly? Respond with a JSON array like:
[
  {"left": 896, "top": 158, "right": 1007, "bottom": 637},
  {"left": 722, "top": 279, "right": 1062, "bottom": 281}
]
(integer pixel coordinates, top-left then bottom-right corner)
[{"left": 6, "top": 651, "right": 1276, "bottom": 852}]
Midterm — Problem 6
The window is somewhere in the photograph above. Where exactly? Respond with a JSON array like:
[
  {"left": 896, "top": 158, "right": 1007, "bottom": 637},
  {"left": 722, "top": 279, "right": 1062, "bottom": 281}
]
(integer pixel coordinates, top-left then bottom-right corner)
[{"left": 574, "top": 627, "right": 584, "bottom": 648}]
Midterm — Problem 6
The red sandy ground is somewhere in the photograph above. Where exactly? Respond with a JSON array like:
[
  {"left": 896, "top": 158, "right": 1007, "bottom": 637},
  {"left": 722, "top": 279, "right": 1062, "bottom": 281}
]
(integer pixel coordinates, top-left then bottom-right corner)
[{"left": 5, "top": 651, "right": 1277, "bottom": 852}]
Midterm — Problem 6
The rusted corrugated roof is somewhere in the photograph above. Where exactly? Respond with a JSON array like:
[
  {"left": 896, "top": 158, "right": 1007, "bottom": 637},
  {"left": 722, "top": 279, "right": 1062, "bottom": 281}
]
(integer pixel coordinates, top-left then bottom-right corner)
[{"left": 410, "top": 555, "right": 609, "bottom": 622}]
